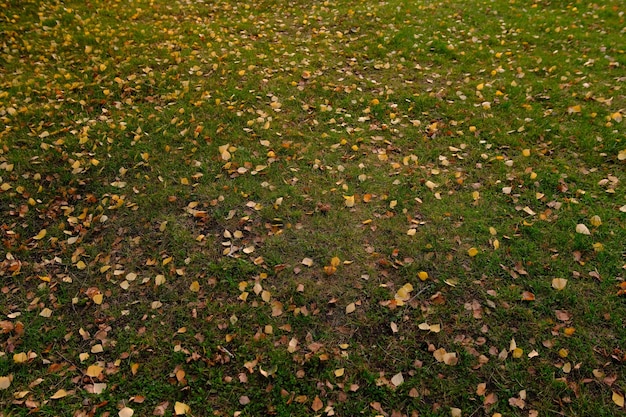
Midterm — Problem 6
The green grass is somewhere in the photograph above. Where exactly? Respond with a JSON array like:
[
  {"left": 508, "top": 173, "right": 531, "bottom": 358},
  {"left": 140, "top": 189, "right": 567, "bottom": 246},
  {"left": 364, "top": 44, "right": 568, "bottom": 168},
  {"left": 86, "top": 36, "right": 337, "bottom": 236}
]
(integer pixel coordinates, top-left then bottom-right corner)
[{"left": 1, "top": 0, "right": 625, "bottom": 416}]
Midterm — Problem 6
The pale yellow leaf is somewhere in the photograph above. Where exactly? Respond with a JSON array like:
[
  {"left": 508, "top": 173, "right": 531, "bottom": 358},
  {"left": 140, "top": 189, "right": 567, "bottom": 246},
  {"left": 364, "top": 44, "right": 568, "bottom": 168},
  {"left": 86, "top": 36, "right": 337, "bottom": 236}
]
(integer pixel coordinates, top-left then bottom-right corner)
[
  {"left": 450, "top": 407, "right": 462, "bottom": 417},
  {"left": 40, "top": 308, "right": 52, "bottom": 318},
  {"left": 418, "top": 322, "right": 430, "bottom": 331},
  {"left": 301, "top": 258, "right": 314, "bottom": 267},
  {"left": 345, "top": 303, "right": 356, "bottom": 314},
  {"left": 344, "top": 195, "right": 355, "bottom": 207},
  {"left": 590, "top": 215, "right": 602, "bottom": 227},
  {"left": 576, "top": 223, "right": 591, "bottom": 235},
  {"left": 93, "top": 383, "right": 106, "bottom": 394},
  {"left": 119, "top": 407, "right": 134, "bottom": 417},
  {"left": 612, "top": 391, "right": 625, "bottom": 407},
  {"left": 391, "top": 372, "right": 404, "bottom": 387},
  {"left": 261, "top": 290, "right": 271, "bottom": 303},
  {"left": 334, "top": 368, "right": 345, "bottom": 377},
  {"left": 552, "top": 278, "right": 568, "bottom": 290}
]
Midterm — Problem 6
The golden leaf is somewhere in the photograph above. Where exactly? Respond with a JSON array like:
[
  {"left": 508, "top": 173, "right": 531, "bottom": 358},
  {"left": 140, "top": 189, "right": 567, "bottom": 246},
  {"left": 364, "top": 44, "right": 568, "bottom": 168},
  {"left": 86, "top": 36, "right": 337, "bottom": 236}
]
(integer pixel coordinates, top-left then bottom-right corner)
[
  {"left": 50, "top": 389, "right": 68, "bottom": 399},
  {"left": 86, "top": 365, "right": 103, "bottom": 378},
  {"left": 33, "top": 229, "right": 47, "bottom": 240},
  {"left": 174, "top": 401, "right": 190, "bottom": 415}
]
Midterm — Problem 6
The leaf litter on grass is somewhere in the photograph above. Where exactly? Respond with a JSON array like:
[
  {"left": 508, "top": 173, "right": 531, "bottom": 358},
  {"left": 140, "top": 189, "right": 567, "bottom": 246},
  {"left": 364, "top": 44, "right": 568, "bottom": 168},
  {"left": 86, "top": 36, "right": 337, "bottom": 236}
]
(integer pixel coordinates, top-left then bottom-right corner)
[{"left": 0, "top": 0, "right": 625, "bottom": 416}]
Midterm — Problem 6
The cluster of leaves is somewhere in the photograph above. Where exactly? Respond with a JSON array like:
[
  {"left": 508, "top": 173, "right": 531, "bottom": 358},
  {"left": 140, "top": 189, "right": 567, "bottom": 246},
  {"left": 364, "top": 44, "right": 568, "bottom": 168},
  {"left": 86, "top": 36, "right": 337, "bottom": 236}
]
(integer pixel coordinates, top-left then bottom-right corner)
[{"left": 1, "top": 0, "right": 625, "bottom": 416}]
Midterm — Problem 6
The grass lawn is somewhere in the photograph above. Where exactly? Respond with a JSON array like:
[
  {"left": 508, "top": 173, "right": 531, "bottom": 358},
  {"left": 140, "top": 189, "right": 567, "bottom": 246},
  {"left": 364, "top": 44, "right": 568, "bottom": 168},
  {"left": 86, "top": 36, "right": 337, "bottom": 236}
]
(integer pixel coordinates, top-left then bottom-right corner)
[{"left": 1, "top": 0, "right": 625, "bottom": 415}]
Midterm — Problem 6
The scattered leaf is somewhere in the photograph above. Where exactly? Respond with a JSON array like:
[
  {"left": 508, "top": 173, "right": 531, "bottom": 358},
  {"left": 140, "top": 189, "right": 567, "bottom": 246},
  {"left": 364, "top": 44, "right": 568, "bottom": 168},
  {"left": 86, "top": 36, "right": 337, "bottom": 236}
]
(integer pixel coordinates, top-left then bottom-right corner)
[{"left": 552, "top": 278, "right": 568, "bottom": 290}]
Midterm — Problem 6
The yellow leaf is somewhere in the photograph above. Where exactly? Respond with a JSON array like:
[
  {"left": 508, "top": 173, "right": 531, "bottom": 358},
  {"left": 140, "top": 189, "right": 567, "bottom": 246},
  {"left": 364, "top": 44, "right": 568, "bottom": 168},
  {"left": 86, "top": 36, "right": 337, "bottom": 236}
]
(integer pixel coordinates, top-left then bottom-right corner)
[
  {"left": 301, "top": 258, "right": 314, "bottom": 267},
  {"left": 552, "top": 278, "right": 568, "bottom": 290},
  {"left": 512, "top": 348, "right": 523, "bottom": 358},
  {"left": 345, "top": 303, "right": 356, "bottom": 314},
  {"left": 344, "top": 195, "right": 355, "bottom": 207},
  {"left": 119, "top": 407, "right": 134, "bottom": 417},
  {"left": 86, "top": 365, "right": 103, "bottom": 378},
  {"left": 0, "top": 375, "right": 12, "bottom": 390},
  {"left": 261, "top": 290, "right": 271, "bottom": 302},
  {"left": 40, "top": 308, "right": 53, "bottom": 318},
  {"left": 618, "top": 149, "right": 626, "bottom": 161},
  {"left": 131, "top": 363, "right": 139, "bottom": 375},
  {"left": 612, "top": 391, "right": 625, "bottom": 407},
  {"left": 330, "top": 256, "right": 341, "bottom": 267},
  {"left": 50, "top": 389, "right": 68, "bottom": 399},
  {"left": 13, "top": 352, "right": 27, "bottom": 363},
  {"left": 467, "top": 247, "right": 479, "bottom": 257},
  {"left": 334, "top": 368, "right": 345, "bottom": 377},
  {"left": 522, "top": 149, "right": 531, "bottom": 157},
  {"left": 567, "top": 105, "right": 581, "bottom": 114},
  {"left": 590, "top": 215, "right": 602, "bottom": 227},
  {"left": 451, "top": 408, "right": 462, "bottom": 417},
  {"left": 189, "top": 281, "right": 200, "bottom": 292},
  {"left": 33, "top": 229, "right": 47, "bottom": 240},
  {"left": 418, "top": 271, "right": 429, "bottom": 281},
  {"left": 611, "top": 112, "right": 623, "bottom": 123},
  {"left": 429, "top": 324, "right": 441, "bottom": 333},
  {"left": 174, "top": 401, "right": 190, "bottom": 415},
  {"left": 92, "top": 293, "right": 103, "bottom": 305}
]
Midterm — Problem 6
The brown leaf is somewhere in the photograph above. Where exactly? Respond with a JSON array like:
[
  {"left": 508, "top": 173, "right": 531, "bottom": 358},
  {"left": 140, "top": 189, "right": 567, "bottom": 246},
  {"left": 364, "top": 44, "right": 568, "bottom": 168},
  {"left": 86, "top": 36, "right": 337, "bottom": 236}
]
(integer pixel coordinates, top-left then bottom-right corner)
[
  {"left": 311, "top": 396, "right": 323, "bottom": 412},
  {"left": 555, "top": 309, "right": 572, "bottom": 322}
]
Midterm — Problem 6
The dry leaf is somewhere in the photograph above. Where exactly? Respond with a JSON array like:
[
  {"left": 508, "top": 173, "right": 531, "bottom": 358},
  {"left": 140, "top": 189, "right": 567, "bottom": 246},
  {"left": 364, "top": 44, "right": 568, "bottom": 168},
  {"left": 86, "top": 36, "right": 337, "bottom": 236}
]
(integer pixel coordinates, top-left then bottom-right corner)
[
  {"left": 189, "top": 281, "right": 200, "bottom": 292},
  {"left": 391, "top": 372, "right": 404, "bottom": 387},
  {"left": 612, "top": 391, "right": 625, "bottom": 407},
  {"left": 345, "top": 303, "right": 356, "bottom": 314},
  {"left": 575, "top": 223, "right": 591, "bottom": 235},
  {"left": 311, "top": 395, "right": 323, "bottom": 412},
  {"left": 174, "top": 401, "right": 190, "bottom": 415},
  {"left": 301, "top": 258, "right": 314, "bottom": 267},
  {"left": 552, "top": 278, "right": 568, "bottom": 290},
  {"left": 0, "top": 375, "right": 12, "bottom": 390},
  {"left": 86, "top": 365, "right": 104, "bottom": 377},
  {"left": 119, "top": 407, "right": 134, "bottom": 417},
  {"left": 450, "top": 408, "right": 462, "bottom": 417},
  {"left": 50, "top": 389, "right": 68, "bottom": 399},
  {"left": 344, "top": 195, "right": 355, "bottom": 207},
  {"left": 467, "top": 247, "right": 479, "bottom": 257},
  {"left": 521, "top": 291, "right": 535, "bottom": 301}
]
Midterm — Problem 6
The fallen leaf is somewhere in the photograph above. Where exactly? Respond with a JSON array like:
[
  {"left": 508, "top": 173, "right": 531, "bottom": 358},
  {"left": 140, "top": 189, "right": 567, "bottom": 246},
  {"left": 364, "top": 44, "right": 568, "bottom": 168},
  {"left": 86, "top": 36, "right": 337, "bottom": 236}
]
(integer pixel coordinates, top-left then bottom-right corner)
[
  {"left": 345, "top": 303, "right": 356, "bottom": 314},
  {"left": 50, "top": 389, "right": 68, "bottom": 399},
  {"left": 174, "top": 401, "right": 190, "bottom": 415},
  {"left": 311, "top": 396, "right": 323, "bottom": 412},
  {"left": 344, "top": 195, "right": 355, "bottom": 207},
  {"left": 86, "top": 365, "right": 104, "bottom": 378},
  {"left": 391, "top": 372, "right": 404, "bottom": 387},
  {"left": 521, "top": 291, "right": 535, "bottom": 301},
  {"left": 450, "top": 407, "right": 462, "bottom": 417},
  {"left": 575, "top": 223, "right": 591, "bottom": 235},
  {"left": 301, "top": 258, "right": 314, "bottom": 267},
  {"left": 552, "top": 278, "right": 568, "bottom": 290},
  {"left": 33, "top": 229, "right": 47, "bottom": 240},
  {"left": 612, "top": 391, "right": 625, "bottom": 407},
  {"left": 119, "top": 407, "right": 134, "bottom": 417},
  {"left": 0, "top": 375, "right": 12, "bottom": 390},
  {"left": 467, "top": 247, "right": 479, "bottom": 257}
]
